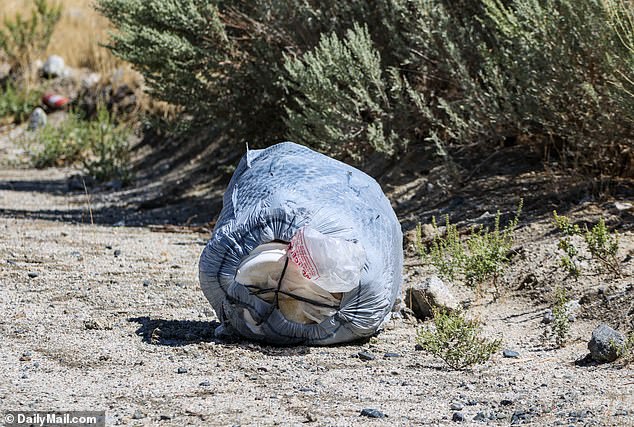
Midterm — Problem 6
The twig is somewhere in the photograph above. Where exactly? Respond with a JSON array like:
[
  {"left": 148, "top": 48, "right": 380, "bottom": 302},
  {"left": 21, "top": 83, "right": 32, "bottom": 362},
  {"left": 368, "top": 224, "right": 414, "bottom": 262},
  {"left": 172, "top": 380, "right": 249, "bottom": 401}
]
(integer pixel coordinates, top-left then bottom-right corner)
[{"left": 82, "top": 177, "right": 94, "bottom": 226}]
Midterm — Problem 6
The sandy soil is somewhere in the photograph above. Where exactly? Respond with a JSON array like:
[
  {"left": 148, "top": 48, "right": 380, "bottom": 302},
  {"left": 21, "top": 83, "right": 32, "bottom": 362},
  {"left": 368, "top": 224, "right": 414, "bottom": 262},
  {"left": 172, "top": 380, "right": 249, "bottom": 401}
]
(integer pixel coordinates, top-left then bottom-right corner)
[{"left": 1, "top": 126, "right": 633, "bottom": 426}]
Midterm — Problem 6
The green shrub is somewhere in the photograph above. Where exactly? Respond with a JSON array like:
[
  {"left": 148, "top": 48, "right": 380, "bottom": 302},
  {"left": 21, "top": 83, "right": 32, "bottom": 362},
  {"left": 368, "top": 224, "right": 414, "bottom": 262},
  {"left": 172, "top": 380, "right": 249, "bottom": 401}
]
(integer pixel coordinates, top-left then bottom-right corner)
[
  {"left": 550, "top": 287, "right": 571, "bottom": 348},
  {"left": 29, "top": 106, "right": 132, "bottom": 183},
  {"left": 31, "top": 113, "right": 89, "bottom": 167},
  {"left": 283, "top": 24, "right": 415, "bottom": 159},
  {"left": 0, "top": 0, "right": 62, "bottom": 76},
  {"left": 553, "top": 211, "right": 621, "bottom": 277},
  {"left": 418, "top": 200, "right": 522, "bottom": 293},
  {"left": 82, "top": 107, "right": 132, "bottom": 184},
  {"left": 98, "top": 0, "right": 634, "bottom": 177},
  {"left": 0, "top": 82, "right": 41, "bottom": 123},
  {"left": 417, "top": 308, "right": 501, "bottom": 370}
]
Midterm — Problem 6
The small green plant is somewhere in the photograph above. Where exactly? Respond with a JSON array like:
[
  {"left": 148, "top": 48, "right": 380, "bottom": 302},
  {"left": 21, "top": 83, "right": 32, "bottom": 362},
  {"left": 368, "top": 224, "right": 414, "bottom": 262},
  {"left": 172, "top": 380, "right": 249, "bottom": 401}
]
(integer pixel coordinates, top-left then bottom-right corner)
[
  {"left": 417, "top": 308, "right": 501, "bottom": 370},
  {"left": 82, "top": 106, "right": 132, "bottom": 184},
  {"left": 584, "top": 218, "right": 621, "bottom": 276},
  {"left": 0, "top": 82, "right": 41, "bottom": 123},
  {"left": 31, "top": 112, "right": 90, "bottom": 167},
  {"left": 418, "top": 200, "right": 522, "bottom": 294},
  {"left": 0, "top": 0, "right": 62, "bottom": 75},
  {"left": 553, "top": 212, "right": 621, "bottom": 278},
  {"left": 28, "top": 105, "right": 132, "bottom": 183},
  {"left": 550, "top": 287, "right": 571, "bottom": 348},
  {"left": 553, "top": 212, "right": 583, "bottom": 279}
]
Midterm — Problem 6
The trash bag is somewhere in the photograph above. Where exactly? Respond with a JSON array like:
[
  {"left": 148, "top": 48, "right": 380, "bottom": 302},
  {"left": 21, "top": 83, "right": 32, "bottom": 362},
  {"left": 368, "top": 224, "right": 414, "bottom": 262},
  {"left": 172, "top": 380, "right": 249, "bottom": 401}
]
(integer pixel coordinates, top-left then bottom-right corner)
[{"left": 199, "top": 142, "right": 403, "bottom": 345}]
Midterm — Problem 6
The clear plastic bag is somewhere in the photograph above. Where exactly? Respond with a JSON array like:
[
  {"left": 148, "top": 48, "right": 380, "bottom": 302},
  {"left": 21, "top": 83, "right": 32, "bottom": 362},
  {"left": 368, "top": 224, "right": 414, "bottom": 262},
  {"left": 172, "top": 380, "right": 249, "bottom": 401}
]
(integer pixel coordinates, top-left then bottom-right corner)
[
  {"left": 288, "top": 226, "right": 365, "bottom": 293},
  {"left": 235, "top": 242, "right": 340, "bottom": 324}
]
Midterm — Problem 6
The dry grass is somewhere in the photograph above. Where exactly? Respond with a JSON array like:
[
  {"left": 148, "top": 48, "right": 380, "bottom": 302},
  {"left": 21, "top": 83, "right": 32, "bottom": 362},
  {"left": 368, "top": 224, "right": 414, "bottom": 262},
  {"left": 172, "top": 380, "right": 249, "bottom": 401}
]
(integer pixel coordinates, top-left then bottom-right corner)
[{"left": 1, "top": 0, "right": 122, "bottom": 74}]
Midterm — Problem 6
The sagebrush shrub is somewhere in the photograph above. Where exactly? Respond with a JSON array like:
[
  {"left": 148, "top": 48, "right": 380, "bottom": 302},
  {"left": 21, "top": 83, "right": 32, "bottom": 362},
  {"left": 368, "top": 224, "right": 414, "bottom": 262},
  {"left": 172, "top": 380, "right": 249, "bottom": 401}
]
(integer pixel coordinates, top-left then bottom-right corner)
[{"left": 98, "top": 0, "right": 634, "bottom": 177}]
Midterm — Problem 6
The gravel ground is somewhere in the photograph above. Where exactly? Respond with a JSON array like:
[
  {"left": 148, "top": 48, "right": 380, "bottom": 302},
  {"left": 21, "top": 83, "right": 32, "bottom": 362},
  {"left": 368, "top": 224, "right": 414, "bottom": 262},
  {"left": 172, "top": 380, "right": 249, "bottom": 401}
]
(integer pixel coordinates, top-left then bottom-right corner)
[{"left": 1, "top": 129, "right": 633, "bottom": 426}]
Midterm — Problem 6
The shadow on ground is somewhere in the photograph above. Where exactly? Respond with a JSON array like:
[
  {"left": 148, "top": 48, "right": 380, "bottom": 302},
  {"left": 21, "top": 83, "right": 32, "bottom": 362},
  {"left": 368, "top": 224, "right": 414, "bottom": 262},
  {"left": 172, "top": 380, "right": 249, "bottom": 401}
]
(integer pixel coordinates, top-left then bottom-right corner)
[{"left": 130, "top": 316, "right": 220, "bottom": 346}]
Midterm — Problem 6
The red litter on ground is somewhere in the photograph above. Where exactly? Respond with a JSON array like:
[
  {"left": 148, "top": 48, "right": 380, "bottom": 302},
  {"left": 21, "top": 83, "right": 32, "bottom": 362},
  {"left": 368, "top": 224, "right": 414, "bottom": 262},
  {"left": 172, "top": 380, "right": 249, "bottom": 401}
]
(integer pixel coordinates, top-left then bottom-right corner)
[{"left": 42, "top": 94, "right": 70, "bottom": 109}]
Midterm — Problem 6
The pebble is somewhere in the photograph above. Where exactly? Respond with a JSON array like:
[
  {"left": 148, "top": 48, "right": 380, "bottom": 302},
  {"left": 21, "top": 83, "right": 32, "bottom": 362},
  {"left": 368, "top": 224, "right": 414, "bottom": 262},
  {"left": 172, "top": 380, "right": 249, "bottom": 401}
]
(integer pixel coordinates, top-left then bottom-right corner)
[
  {"left": 143, "top": 280, "right": 151, "bottom": 287},
  {"left": 452, "top": 412, "right": 465, "bottom": 422},
  {"left": 199, "top": 380, "right": 211, "bottom": 387},
  {"left": 503, "top": 349, "right": 520, "bottom": 358},
  {"left": 542, "top": 309, "right": 554, "bottom": 324},
  {"left": 450, "top": 402, "right": 464, "bottom": 411},
  {"left": 500, "top": 399, "right": 514, "bottom": 406},
  {"left": 42, "top": 55, "right": 65, "bottom": 78},
  {"left": 384, "top": 352, "right": 401, "bottom": 358},
  {"left": 27, "top": 272, "right": 38, "bottom": 278},
  {"left": 511, "top": 410, "right": 529, "bottom": 423},
  {"left": 357, "top": 351, "right": 375, "bottom": 361},
  {"left": 177, "top": 367, "right": 188, "bottom": 374},
  {"left": 473, "top": 412, "right": 488, "bottom": 422},
  {"left": 360, "top": 408, "right": 386, "bottom": 419},
  {"left": 132, "top": 410, "right": 144, "bottom": 420},
  {"left": 27, "top": 108, "right": 47, "bottom": 131},
  {"left": 113, "top": 249, "right": 122, "bottom": 257},
  {"left": 588, "top": 324, "right": 625, "bottom": 362}
]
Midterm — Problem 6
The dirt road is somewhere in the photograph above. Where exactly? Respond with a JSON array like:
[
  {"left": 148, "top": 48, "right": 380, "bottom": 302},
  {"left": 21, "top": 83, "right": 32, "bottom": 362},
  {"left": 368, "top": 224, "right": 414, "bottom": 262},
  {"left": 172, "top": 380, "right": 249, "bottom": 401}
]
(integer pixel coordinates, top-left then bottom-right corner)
[{"left": 1, "top": 134, "right": 633, "bottom": 426}]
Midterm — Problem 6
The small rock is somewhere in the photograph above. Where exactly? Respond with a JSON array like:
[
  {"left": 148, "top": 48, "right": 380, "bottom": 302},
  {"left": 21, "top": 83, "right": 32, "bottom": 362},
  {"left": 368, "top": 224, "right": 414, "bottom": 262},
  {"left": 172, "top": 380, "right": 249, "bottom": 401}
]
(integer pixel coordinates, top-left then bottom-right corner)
[
  {"left": 406, "top": 276, "right": 458, "bottom": 320},
  {"left": 588, "top": 324, "right": 625, "bottom": 362},
  {"left": 143, "top": 280, "right": 151, "bottom": 287},
  {"left": 615, "top": 201, "right": 632, "bottom": 211},
  {"left": 27, "top": 108, "right": 47, "bottom": 131},
  {"left": 452, "top": 412, "right": 465, "bottom": 422},
  {"left": 503, "top": 349, "right": 520, "bottom": 358},
  {"left": 511, "top": 410, "right": 529, "bottom": 423},
  {"left": 500, "top": 399, "right": 514, "bottom": 406},
  {"left": 384, "top": 352, "right": 401, "bottom": 358},
  {"left": 199, "top": 380, "right": 211, "bottom": 387},
  {"left": 414, "top": 343, "right": 424, "bottom": 351},
  {"left": 473, "top": 412, "right": 487, "bottom": 422},
  {"left": 84, "top": 319, "right": 113, "bottom": 330},
  {"left": 27, "top": 272, "right": 38, "bottom": 278},
  {"left": 113, "top": 249, "right": 121, "bottom": 257},
  {"left": 177, "top": 367, "right": 188, "bottom": 374},
  {"left": 19, "top": 352, "right": 32, "bottom": 361},
  {"left": 132, "top": 410, "right": 144, "bottom": 420},
  {"left": 542, "top": 309, "right": 554, "bottom": 324},
  {"left": 614, "top": 409, "right": 628, "bottom": 416},
  {"left": 159, "top": 415, "right": 171, "bottom": 421},
  {"left": 42, "top": 55, "right": 65, "bottom": 78},
  {"left": 451, "top": 402, "right": 464, "bottom": 411},
  {"left": 360, "top": 408, "right": 386, "bottom": 419},
  {"left": 358, "top": 351, "right": 375, "bottom": 361},
  {"left": 81, "top": 72, "right": 101, "bottom": 89},
  {"left": 69, "top": 251, "right": 83, "bottom": 260}
]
